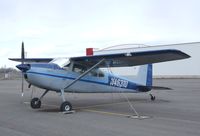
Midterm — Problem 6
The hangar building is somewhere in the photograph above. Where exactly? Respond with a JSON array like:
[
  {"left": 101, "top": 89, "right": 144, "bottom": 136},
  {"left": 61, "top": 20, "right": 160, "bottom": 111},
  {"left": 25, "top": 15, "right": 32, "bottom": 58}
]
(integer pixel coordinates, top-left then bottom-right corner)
[{"left": 88, "top": 42, "right": 200, "bottom": 78}]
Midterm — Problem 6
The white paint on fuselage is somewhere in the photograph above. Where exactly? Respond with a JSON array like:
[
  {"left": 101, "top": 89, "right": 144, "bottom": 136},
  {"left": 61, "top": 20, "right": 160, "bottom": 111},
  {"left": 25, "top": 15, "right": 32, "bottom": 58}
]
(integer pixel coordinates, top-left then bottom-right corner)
[{"left": 25, "top": 66, "right": 139, "bottom": 93}]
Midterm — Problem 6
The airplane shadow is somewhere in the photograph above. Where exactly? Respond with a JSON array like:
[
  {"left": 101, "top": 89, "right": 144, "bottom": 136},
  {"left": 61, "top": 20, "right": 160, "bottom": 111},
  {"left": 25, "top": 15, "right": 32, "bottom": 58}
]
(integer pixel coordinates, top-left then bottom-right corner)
[{"left": 37, "top": 98, "right": 170, "bottom": 113}]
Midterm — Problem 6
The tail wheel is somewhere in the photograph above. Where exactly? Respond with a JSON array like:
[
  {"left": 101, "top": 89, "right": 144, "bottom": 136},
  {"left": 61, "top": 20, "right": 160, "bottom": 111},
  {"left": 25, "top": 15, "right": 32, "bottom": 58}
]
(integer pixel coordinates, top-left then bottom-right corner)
[
  {"left": 150, "top": 94, "right": 156, "bottom": 101},
  {"left": 31, "top": 97, "right": 41, "bottom": 109},
  {"left": 60, "top": 101, "right": 72, "bottom": 112}
]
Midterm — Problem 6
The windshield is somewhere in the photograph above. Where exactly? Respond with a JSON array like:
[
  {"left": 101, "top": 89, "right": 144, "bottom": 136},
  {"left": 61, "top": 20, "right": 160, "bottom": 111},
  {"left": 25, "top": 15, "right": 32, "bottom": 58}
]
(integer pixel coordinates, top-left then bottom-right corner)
[{"left": 50, "top": 58, "right": 70, "bottom": 68}]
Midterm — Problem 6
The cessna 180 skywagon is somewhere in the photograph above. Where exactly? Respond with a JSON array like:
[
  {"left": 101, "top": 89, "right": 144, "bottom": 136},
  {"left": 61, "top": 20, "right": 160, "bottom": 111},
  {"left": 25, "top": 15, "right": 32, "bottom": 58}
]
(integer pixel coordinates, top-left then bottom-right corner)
[{"left": 9, "top": 42, "right": 190, "bottom": 112}]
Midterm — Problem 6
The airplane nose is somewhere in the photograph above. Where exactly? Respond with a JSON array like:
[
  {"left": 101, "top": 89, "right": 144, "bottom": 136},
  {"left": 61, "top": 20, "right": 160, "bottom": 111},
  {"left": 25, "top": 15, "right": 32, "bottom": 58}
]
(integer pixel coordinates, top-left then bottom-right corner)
[{"left": 16, "top": 64, "right": 30, "bottom": 72}]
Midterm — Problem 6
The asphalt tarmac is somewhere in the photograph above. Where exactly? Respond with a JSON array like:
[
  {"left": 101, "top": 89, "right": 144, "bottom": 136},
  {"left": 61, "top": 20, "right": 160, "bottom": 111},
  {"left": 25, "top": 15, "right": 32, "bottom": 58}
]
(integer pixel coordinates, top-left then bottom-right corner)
[{"left": 0, "top": 79, "right": 200, "bottom": 136}]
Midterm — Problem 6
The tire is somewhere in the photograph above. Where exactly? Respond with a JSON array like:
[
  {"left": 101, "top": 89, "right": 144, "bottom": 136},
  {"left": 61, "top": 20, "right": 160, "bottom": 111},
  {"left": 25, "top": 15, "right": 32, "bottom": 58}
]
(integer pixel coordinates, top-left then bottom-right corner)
[
  {"left": 151, "top": 95, "right": 156, "bottom": 101},
  {"left": 60, "top": 101, "right": 72, "bottom": 112},
  {"left": 30, "top": 97, "right": 41, "bottom": 109}
]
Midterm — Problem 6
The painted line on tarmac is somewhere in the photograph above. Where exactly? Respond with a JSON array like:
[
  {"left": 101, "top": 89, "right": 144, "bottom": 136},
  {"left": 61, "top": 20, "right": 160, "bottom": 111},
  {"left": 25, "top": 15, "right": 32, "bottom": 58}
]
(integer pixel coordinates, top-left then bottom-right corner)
[
  {"left": 74, "top": 101, "right": 128, "bottom": 110},
  {"left": 81, "top": 109, "right": 150, "bottom": 119},
  {"left": 82, "top": 109, "right": 134, "bottom": 117}
]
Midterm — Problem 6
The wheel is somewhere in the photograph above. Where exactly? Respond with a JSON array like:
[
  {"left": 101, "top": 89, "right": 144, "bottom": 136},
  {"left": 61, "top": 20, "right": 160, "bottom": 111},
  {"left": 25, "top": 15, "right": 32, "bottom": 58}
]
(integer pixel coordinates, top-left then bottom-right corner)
[
  {"left": 151, "top": 96, "right": 156, "bottom": 101},
  {"left": 150, "top": 94, "right": 156, "bottom": 101},
  {"left": 60, "top": 101, "right": 72, "bottom": 112},
  {"left": 30, "top": 97, "right": 41, "bottom": 109}
]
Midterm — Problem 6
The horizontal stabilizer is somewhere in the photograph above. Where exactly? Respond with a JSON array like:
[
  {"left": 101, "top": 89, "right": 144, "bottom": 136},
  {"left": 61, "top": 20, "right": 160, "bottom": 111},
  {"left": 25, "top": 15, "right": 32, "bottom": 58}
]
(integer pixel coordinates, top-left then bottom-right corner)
[
  {"left": 152, "top": 86, "right": 172, "bottom": 90},
  {"left": 137, "top": 85, "right": 172, "bottom": 92}
]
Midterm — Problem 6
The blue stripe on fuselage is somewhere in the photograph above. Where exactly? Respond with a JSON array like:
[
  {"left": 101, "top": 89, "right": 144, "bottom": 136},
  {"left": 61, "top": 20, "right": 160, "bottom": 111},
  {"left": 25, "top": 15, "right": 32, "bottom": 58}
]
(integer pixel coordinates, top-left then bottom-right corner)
[{"left": 26, "top": 70, "right": 139, "bottom": 91}]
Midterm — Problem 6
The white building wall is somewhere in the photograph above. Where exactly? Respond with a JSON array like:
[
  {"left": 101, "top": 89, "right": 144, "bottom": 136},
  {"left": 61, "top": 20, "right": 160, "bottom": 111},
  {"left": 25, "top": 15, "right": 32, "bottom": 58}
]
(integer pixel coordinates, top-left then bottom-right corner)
[{"left": 94, "top": 42, "right": 200, "bottom": 78}]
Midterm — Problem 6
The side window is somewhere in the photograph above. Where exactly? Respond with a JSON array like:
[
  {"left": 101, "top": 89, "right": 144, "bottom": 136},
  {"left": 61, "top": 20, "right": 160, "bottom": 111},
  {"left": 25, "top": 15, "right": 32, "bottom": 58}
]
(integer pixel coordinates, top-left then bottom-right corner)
[
  {"left": 98, "top": 71, "right": 104, "bottom": 77},
  {"left": 63, "top": 64, "right": 70, "bottom": 71},
  {"left": 63, "top": 66, "right": 69, "bottom": 71},
  {"left": 89, "top": 69, "right": 104, "bottom": 77},
  {"left": 73, "top": 64, "right": 87, "bottom": 74},
  {"left": 72, "top": 63, "right": 104, "bottom": 77}
]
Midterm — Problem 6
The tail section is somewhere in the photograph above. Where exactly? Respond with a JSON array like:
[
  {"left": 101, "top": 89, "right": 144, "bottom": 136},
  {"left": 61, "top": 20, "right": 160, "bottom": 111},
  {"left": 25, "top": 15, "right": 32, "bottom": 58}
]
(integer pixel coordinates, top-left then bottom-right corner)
[
  {"left": 134, "top": 64, "right": 152, "bottom": 87},
  {"left": 133, "top": 64, "right": 173, "bottom": 92}
]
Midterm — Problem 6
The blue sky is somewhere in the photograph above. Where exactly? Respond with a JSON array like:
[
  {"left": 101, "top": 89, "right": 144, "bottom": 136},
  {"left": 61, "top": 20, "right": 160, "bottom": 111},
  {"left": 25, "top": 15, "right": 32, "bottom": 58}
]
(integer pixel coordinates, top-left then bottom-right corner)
[{"left": 0, "top": 0, "right": 200, "bottom": 68}]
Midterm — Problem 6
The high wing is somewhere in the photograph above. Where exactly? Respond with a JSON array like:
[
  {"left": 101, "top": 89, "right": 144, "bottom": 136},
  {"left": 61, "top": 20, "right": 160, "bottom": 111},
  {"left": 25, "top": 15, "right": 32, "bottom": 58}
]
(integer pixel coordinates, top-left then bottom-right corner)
[
  {"left": 9, "top": 49, "right": 190, "bottom": 67},
  {"left": 70, "top": 49, "right": 190, "bottom": 67},
  {"left": 9, "top": 58, "right": 53, "bottom": 63}
]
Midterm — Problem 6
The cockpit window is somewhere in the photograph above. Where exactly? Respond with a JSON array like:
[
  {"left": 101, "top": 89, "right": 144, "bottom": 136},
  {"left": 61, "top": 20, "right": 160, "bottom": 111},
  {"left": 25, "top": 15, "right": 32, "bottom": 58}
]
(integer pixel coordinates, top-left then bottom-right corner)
[
  {"left": 72, "top": 63, "right": 104, "bottom": 77},
  {"left": 63, "top": 63, "right": 70, "bottom": 70},
  {"left": 73, "top": 64, "right": 87, "bottom": 74},
  {"left": 89, "top": 69, "right": 104, "bottom": 77}
]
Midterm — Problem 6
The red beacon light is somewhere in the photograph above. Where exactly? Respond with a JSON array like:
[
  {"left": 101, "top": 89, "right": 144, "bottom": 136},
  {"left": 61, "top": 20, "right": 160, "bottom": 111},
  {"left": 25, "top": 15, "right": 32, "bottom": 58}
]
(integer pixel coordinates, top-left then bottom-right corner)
[{"left": 86, "top": 48, "right": 93, "bottom": 56}]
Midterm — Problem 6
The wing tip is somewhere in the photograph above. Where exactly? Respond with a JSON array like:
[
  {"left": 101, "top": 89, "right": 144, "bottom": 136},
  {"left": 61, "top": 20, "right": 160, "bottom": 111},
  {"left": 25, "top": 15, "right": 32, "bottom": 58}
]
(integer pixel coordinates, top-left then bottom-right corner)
[
  {"left": 175, "top": 50, "right": 191, "bottom": 59},
  {"left": 9, "top": 58, "right": 21, "bottom": 62},
  {"left": 8, "top": 58, "right": 53, "bottom": 63}
]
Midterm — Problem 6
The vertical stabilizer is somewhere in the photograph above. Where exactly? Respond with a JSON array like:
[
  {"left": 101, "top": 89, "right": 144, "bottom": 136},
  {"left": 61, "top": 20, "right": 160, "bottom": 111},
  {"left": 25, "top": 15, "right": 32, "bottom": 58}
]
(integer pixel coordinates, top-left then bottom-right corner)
[{"left": 134, "top": 64, "right": 152, "bottom": 86}]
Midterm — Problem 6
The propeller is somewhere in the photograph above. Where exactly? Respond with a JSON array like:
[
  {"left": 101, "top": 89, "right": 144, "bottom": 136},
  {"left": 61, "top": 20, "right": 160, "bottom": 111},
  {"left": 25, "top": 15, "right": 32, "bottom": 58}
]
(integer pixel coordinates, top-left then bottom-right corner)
[
  {"left": 21, "top": 42, "right": 25, "bottom": 99},
  {"left": 16, "top": 42, "right": 33, "bottom": 102}
]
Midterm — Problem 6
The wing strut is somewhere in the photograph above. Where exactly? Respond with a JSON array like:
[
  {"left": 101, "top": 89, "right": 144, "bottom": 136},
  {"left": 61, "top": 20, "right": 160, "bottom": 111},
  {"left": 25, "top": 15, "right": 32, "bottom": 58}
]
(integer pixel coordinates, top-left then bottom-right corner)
[{"left": 64, "top": 59, "right": 105, "bottom": 90}]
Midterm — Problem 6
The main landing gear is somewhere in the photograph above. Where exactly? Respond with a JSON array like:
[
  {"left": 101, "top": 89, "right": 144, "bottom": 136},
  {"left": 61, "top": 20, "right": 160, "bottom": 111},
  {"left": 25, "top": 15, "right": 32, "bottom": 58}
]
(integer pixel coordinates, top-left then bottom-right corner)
[
  {"left": 30, "top": 89, "right": 72, "bottom": 112},
  {"left": 149, "top": 94, "right": 156, "bottom": 101},
  {"left": 60, "top": 101, "right": 72, "bottom": 112},
  {"left": 59, "top": 89, "right": 72, "bottom": 112}
]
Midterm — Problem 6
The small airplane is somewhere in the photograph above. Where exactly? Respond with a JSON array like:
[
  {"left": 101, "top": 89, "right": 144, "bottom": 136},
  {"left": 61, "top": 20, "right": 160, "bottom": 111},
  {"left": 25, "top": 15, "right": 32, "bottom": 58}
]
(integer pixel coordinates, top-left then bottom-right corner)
[{"left": 9, "top": 42, "right": 190, "bottom": 112}]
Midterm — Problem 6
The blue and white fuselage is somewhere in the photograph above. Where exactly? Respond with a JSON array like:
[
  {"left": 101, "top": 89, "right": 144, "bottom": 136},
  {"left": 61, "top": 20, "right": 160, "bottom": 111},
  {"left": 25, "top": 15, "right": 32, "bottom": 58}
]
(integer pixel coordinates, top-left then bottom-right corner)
[{"left": 20, "top": 62, "right": 152, "bottom": 94}]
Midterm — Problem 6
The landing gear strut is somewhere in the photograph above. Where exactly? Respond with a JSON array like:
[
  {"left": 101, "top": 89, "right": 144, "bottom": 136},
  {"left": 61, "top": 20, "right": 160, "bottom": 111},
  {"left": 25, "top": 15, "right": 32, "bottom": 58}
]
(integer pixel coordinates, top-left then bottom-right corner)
[
  {"left": 30, "top": 90, "right": 49, "bottom": 109},
  {"left": 30, "top": 89, "right": 73, "bottom": 112},
  {"left": 150, "top": 94, "right": 156, "bottom": 101}
]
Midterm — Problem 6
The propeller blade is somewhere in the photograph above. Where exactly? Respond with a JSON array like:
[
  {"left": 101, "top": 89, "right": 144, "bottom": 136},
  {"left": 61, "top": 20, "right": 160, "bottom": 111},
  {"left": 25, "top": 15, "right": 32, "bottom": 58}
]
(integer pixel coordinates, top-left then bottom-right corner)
[
  {"left": 21, "top": 42, "right": 25, "bottom": 100},
  {"left": 21, "top": 42, "right": 25, "bottom": 64}
]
